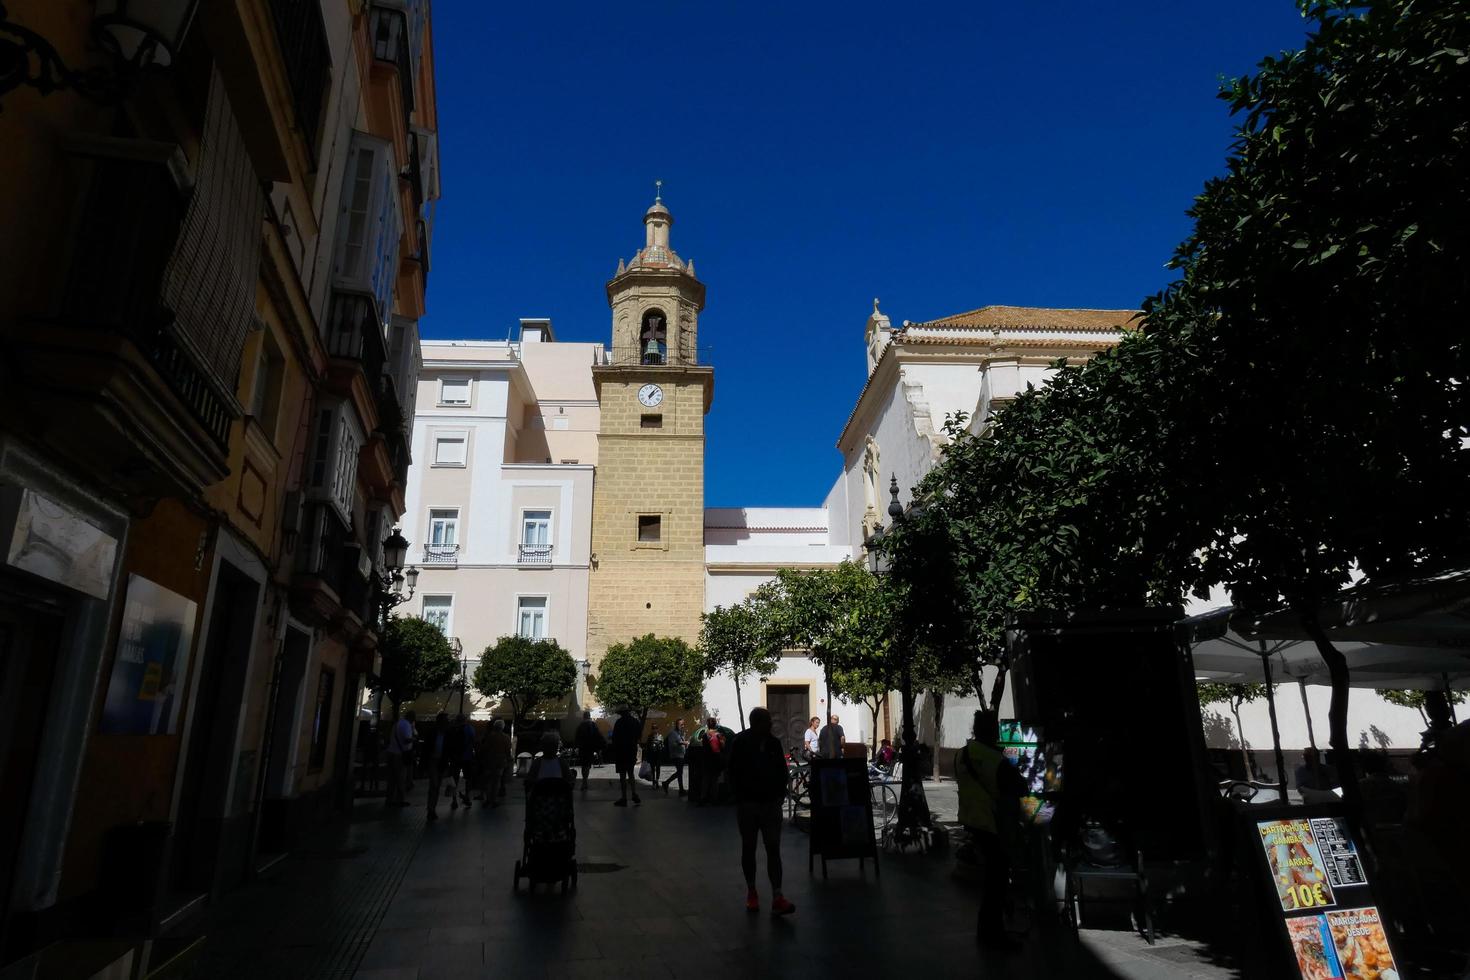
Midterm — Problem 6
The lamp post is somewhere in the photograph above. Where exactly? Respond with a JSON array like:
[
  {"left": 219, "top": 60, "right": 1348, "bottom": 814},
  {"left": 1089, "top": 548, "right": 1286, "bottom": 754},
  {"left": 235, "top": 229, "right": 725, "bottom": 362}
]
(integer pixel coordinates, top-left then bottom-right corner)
[
  {"left": 866, "top": 474, "right": 934, "bottom": 849},
  {"left": 376, "top": 526, "right": 419, "bottom": 630},
  {"left": 0, "top": 0, "right": 200, "bottom": 108}
]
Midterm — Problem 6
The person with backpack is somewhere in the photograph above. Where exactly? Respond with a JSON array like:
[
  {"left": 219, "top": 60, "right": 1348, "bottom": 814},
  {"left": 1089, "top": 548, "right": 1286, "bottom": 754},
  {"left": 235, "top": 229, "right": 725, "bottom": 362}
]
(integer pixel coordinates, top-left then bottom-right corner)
[
  {"left": 955, "top": 710, "right": 1025, "bottom": 949},
  {"left": 643, "top": 723, "right": 666, "bottom": 786},
  {"left": 695, "top": 716, "right": 729, "bottom": 806},
  {"left": 573, "top": 709, "right": 605, "bottom": 791},
  {"left": 728, "top": 707, "right": 796, "bottom": 915}
]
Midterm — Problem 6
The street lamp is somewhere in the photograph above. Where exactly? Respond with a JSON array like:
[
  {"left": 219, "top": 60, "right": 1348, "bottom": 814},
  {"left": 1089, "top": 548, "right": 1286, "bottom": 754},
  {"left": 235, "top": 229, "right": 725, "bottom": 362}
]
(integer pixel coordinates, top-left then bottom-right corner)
[
  {"left": 0, "top": 0, "right": 200, "bottom": 107},
  {"left": 376, "top": 526, "right": 418, "bottom": 629},
  {"left": 865, "top": 474, "right": 934, "bottom": 850}
]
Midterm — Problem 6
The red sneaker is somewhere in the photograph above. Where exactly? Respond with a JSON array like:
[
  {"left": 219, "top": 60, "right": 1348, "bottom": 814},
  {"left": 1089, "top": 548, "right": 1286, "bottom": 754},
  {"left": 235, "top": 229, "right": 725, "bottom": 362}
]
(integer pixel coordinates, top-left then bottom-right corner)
[
  {"left": 745, "top": 889, "right": 760, "bottom": 912},
  {"left": 771, "top": 896, "right": 796, "bottom": 916}
]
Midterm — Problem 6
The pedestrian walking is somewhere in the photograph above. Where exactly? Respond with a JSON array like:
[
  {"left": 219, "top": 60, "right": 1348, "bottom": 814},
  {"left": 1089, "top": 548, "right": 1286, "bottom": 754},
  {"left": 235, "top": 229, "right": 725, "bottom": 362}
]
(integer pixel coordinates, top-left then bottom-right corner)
[
  {"left": 426, "top": 712, "right": 451, "bottom": 821},
  {"left": 481, "top": 720, "right": 514, "bottom": 807},
  {"left": 728, "top": 707, "right": 795, "bottom": 916},
  {"left": 818, "top": 714, "right": 846, "bottom": 759},
  {"left": 574, "top": 709, "right": 605, "bottom": 790},
  {"left": 661, "top": 718, "right": 689, "bottom": 795},
  {"left": 444, "top": 714, "right": 476, "bottom": 810},
  {"left": 955, "top": 710, "right": 1025, "bottom": 949},
  {"left": 385, "top": 709, "right": 415, "bottom": 807},
  {"left": 610, "top": 706, "right": 642, "bottom": 807},
  {"left": 644, "top": 723, "right": 665, "bottom": 786}
]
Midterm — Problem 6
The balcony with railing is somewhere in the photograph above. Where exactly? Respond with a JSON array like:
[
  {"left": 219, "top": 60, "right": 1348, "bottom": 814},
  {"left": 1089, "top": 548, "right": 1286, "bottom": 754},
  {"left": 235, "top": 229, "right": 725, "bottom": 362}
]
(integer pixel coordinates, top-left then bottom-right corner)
[
  {"left": 325, "top": 291, "right": 389, "bottom": 400},
  {"left": 517, "top": 543, "right": 553, "bottom": 565},
  {"left": 22, "top": 139, "right": 245, "bottom": 498},
  {"left": 423, "top": 543, "right": 459, "bottom": 567},
  {"left": 268, "top": 0, "right": 330, "bottom": 156}
]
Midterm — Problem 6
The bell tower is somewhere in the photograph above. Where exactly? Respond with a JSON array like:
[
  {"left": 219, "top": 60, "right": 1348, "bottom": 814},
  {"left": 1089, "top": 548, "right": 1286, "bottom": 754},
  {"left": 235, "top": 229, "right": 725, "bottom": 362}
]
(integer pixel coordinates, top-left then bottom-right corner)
[{"left": 586, "top": 191, "right": 713, "bottom": 684}]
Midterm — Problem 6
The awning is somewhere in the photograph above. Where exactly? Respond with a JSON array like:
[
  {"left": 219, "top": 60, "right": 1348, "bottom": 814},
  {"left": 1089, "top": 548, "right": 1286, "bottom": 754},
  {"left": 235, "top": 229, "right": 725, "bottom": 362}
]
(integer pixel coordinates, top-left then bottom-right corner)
[
  {"left": 1245, "top": 567, "right": 1470, "bottom": 649},
  {"left": 1183, "top": 601, "right": 1470, "bottom": 691}
]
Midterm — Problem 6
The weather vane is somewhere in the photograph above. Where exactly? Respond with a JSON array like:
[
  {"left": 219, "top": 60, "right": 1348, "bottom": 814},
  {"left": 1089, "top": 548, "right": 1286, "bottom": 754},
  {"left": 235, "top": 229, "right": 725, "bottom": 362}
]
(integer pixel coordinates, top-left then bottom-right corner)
[{"left": 654, "top": 178, "right": 662, "bottom": 203}]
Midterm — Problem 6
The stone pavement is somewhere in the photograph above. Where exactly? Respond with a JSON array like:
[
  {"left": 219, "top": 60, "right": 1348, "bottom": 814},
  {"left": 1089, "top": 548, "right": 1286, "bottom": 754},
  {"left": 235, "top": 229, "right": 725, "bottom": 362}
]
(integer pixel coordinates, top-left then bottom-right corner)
[{"left": 194, "top": 768, "right": 1233, "bottom": 980}]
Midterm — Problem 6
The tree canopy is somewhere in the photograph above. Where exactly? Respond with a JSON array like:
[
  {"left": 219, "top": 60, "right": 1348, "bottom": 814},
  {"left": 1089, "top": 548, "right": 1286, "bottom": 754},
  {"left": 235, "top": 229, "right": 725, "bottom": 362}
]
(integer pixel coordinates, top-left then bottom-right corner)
[
  {"left": 372, "top": 616, "right": 458, "bottom": 718},
  {"left": 471, "top": 634, "right": 578, "bottom": 728},
  {"left": 590, "top": 634, "right": 704, "bottom": 725},
  {"left": 699, "top": 596, "right": 780, "bottom": 729}
]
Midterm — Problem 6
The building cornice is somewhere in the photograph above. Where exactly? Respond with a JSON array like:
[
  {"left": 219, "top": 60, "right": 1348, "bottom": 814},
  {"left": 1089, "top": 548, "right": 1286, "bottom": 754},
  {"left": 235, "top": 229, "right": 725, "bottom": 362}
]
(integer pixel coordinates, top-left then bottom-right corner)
[{"left": 705, "top": 562, "right": 844, "bottom": 575}]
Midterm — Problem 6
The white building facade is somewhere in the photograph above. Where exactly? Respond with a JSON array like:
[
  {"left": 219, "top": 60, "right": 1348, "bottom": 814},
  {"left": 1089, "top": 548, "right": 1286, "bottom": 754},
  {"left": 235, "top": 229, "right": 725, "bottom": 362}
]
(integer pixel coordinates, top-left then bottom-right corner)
[{"left": 401, "top": 323, "right": 601, "bottom": 716}]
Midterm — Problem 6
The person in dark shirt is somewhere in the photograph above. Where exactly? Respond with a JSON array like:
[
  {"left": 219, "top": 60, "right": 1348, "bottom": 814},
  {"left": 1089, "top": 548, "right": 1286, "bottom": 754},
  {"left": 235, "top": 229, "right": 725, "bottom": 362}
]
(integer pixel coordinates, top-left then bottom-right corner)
[
  {"left": 573, "top": 710, "right": 605, "bottom": 791},
  {"left": 610, "top": 707, "right": 642, "bottom": 807},
  {"left": 728, "top": 707, "right": 795, "bottom": 915}
]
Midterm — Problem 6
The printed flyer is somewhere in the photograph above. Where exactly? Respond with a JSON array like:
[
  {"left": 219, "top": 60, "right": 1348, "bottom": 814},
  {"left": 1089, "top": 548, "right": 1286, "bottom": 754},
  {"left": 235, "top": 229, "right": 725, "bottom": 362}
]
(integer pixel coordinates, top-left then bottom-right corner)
[
  {"left": 1309, "top": 818, "right": 1369, "bottom": 888},
  {"left": 1286, "top": 915, "right": 1343, "bottom": 980},
  {"left": 1326, "top": 907, "right": 1401, "bottom": 980},
  {"left": 1259, "top": 819, "right": 1336, "bottom": 912}
]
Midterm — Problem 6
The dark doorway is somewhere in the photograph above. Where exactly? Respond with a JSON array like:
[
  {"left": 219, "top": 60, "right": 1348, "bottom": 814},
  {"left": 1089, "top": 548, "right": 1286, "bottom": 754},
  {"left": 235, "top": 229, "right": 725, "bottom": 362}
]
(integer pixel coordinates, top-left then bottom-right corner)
[
  {"left": 171, "top": 561, "right": 259, "bottom": 896},
  {"left": 765, "top": 685, "right": 810, "bottom": 758},
  {"left": 0, "top": 602, "right": 63, "bottom": 956}
]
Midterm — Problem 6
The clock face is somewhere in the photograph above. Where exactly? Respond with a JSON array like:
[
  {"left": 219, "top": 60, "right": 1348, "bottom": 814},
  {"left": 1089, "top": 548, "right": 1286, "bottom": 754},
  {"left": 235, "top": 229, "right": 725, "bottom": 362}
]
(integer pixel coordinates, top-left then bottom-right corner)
[{"left": 638, "top": 384, "right": 664, "bottom": 408}]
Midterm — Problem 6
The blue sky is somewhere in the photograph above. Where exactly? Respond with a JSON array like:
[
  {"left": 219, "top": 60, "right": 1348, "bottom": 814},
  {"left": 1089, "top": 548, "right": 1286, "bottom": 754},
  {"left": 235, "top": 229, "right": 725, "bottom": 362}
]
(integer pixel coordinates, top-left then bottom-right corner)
[{"left": 422, "top": 1, "right": 1313, "bottom": 508}]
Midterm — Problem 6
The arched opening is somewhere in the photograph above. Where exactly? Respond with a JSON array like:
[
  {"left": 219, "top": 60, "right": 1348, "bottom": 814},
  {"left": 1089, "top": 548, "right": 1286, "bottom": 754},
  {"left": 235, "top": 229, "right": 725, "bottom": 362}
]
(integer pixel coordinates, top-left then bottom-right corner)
[{"left": 640, "top": 308, "right": 667, "bottom": 365}]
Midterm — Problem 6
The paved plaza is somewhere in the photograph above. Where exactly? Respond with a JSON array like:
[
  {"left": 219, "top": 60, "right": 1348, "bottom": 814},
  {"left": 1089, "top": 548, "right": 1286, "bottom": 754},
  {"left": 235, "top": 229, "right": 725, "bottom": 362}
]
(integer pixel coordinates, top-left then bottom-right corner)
[{"left": 190, "top": 771, "right": 1233, "bottom": 980}]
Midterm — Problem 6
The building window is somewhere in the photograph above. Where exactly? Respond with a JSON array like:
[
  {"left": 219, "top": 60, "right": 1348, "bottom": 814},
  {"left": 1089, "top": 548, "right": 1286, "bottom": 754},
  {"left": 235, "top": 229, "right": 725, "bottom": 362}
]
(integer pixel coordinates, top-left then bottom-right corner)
[
  {"left": 640, "top": 308, "right": 667, "bottom": 364},
  {"left": 332, "top": 132, "right": 401, "bottom": 337},
  {"left": 308, "top": 667, "right": 335, "bottom": 771},
  {"left": 517, "top": 596, "right": 547, "bottom": 640},
  {"left": 429, "top": 509, "right": 458, "bottom": 545},
  {"left": 439, "top": 378, "right": 470, "bottom": 405},
  {"left": 307, "top": 401, "right": 363, "bottom": 522},
  {"left": 249, "top": 331, "right": 285, "bottom": 442},
  {"left": 433, "top": 435, "right": 466, "bottom": 466},
  {"left": 640, "top": 414, "right": 662, "bottom": 429},
  {"left": 522, "top": 510, "right": 550, "bottom": 547},
  {"left": 422, "top": 595, "right": 452, "bottom": 635},
  {"left": 638, "top": 514, "right": 662, "bottom": 543}
]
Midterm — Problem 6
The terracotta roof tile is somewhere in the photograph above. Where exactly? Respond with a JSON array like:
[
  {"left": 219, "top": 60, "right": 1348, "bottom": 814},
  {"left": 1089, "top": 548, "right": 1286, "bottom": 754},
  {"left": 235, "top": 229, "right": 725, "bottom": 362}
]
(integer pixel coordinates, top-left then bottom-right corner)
[{"left": 913, "top": 305, "right": 1141, "bottom": 332}]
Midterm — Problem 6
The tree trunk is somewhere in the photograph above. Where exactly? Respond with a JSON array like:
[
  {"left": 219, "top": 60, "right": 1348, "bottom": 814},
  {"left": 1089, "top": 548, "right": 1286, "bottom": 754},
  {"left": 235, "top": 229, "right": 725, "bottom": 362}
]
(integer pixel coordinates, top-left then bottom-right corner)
[
  {"left": 868, "top": 700, "right": 880, "bottom": 751},
  {"left": 734, "top": 671, "right": 746, "bottom": 730},
  {"left": 1231, "top": 700, "right": 1251, "bottom": 780},
  {"left": 824, "top": 662, "right": 833, "bottom": 726},
  {"left": 933, "top": 691, "right": 946, "bottom": 751},
  {"left": 1300, "top": 611, "right": 1362, "bottom": 818},
  {"left": 989, "top": 663, "right": 1009, "bottom": 714}
]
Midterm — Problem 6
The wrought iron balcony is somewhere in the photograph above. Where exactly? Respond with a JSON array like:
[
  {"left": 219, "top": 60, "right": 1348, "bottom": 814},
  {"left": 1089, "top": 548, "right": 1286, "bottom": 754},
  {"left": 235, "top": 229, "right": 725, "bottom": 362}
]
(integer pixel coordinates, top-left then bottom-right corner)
[
  {"left": 423, "top": 543, "right": 459, "bottom": 566},
  {"left": 268, "top": 0, "right": 330, "bottom": 156},
  {"left": 370, "top": 5, "right": 414, "bottom": 118},
  {"left": 518, "top": 543, "right": 553, "bottom": 565},
  {"left": 60, "top": 147, "right": 235, "bottom": 453},
  {"left": 326, "top": 290, "right": 388, "bottom": 387}
]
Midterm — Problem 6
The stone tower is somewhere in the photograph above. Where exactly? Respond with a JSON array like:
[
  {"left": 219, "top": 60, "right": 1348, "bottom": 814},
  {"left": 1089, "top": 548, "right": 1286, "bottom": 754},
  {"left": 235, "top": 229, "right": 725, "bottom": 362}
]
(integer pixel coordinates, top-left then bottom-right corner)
[{"left": 585, "top": 193, "right": 712, "bottom": 684}]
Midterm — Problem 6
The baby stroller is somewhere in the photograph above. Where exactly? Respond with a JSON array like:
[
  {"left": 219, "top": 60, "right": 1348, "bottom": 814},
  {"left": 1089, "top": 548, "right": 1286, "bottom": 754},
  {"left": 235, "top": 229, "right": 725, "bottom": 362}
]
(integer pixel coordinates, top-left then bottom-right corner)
[{"left": 513, "top": 776, "right": 577, "bottom": 892}]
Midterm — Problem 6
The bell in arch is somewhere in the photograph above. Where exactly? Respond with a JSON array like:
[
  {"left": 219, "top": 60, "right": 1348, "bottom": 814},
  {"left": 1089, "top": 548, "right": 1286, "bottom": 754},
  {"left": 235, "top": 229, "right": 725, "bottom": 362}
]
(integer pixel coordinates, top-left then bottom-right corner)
[{"left": 644, "top": 338, "right": 664, "bottom": 364}]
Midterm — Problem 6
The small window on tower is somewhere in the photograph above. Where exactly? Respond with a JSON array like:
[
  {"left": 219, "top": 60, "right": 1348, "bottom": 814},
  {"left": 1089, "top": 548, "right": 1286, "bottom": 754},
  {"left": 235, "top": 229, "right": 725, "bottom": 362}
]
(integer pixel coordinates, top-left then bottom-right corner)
[
  {"left": 637, "top": 514, "right": 662, "bottom": 543},
  {"left": 641, "top": 414, "right": 662, "bottom": 429}
]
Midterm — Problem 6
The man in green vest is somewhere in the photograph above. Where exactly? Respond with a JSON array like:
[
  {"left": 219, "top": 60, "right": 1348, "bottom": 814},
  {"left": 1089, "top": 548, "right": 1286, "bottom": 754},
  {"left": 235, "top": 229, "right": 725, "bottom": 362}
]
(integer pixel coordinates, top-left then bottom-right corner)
[{"left": 955, "top": 710, "right": 1025, "bottom": 949}]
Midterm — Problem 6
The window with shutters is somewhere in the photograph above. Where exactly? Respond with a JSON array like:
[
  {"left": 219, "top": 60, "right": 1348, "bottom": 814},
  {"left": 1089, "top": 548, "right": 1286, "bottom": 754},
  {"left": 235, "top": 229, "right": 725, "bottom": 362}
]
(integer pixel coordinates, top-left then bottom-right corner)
[
  {"left": 439, "top": 378, "right": 469, "bottom": 405},
  {"left": 433, "top": 432, "right": 467, "bottom": 466},
  {"left": 307, "top": 400, "right": 364, "bottom": 522},
  {"left": 332, "top": 132, "right": 401, "bottom": 338}
]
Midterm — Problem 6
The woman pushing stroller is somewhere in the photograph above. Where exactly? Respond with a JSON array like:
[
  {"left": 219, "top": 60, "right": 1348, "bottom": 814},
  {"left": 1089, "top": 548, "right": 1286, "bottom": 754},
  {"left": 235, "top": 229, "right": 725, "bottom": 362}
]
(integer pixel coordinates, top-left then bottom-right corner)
[{"left": 515, "top": 731, "right": 578, "bottom": 892}]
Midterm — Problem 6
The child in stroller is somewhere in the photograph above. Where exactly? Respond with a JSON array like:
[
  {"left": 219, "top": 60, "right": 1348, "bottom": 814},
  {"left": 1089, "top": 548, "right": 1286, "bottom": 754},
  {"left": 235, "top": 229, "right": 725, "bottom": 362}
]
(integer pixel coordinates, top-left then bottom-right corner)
[{"left": 514, "top": 732, "right": 578, "bottom": 892}]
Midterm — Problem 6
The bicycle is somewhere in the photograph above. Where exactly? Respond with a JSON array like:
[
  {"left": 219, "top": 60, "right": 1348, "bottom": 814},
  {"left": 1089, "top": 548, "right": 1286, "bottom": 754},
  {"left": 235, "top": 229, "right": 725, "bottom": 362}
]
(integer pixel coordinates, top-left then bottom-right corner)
[{"left": 787, "top": 763, "right": 811, "bottom": 819}]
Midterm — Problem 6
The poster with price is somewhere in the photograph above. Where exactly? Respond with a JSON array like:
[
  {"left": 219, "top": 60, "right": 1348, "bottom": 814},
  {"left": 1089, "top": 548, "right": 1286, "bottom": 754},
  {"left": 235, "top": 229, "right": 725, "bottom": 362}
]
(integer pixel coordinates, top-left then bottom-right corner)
[
  {"left": 1259, "top": 819, "right": 1336, "bottom": 912},
  {"left": 1248, "top": 806, "right": 1401, "bottom": 980}
]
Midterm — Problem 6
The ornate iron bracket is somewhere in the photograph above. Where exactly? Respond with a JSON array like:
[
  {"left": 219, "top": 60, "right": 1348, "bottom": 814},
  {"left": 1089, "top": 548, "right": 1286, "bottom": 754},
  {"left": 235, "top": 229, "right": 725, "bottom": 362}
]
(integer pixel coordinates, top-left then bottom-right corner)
[{"left": 0, "top": 2, "right": 122, "bottom": 109}]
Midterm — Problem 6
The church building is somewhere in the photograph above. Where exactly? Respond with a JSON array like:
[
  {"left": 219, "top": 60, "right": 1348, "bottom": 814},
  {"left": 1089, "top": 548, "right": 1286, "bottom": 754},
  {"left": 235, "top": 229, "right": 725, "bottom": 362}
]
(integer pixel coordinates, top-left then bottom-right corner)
[{"left": 401, "top": 194, "right": 1136, "bottom": 750}]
